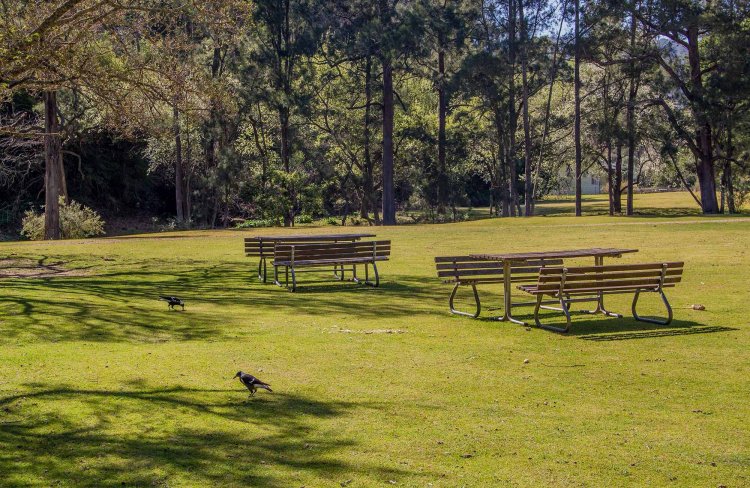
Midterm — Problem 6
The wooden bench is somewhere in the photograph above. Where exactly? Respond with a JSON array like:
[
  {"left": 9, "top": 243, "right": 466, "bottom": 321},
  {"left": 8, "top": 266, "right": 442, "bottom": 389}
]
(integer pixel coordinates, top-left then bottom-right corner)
[
  {"left": 245, "top": 234, "right": 368, "bottom": 282},
  {"left": 434, "top": 256, "right": 563, "bottom": 318},
  {"left": 518, "top": 261, "right": 684, "bottom": 332},
  {"left": 273, "top": 240, "right": 391, "bottom": 291}
]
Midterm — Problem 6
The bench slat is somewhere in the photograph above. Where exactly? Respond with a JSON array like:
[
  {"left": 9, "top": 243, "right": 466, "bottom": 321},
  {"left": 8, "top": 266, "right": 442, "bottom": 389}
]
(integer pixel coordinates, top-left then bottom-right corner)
[
  {"left": 521, "top": 282, "right": 678, "bottom": 295},
  {"left": 435, "top": 260, "right": 562, "bottom": 271},
  {"left": 534, "top": 276, "right": 682, "bottom": 291},
  {"left": 434, "top": 256, "right": 563, "bottom": 265},
  {"left": 275, "top": 250, "right": 391, "bottom": 260},
  {"left": 539, "top": 262, "right": 683, "bottom": 274},
  {"left": 521, "top": 262, "right": 684, "bottom": 297},
  {"left": 274, "top": 256, "right": 389, "bottom": 266},
  {"left": 538, "top": 268, "right": 683, "bottom": 283}
]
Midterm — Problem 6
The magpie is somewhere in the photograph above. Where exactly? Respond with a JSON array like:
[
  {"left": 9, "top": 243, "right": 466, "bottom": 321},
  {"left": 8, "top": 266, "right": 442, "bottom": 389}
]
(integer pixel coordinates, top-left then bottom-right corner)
[
  {"left": 159, "top": 296, "right": 185, "bottom": 310},
  {"left": 234, "top": 371, "right": 273, "bottom": 397}
]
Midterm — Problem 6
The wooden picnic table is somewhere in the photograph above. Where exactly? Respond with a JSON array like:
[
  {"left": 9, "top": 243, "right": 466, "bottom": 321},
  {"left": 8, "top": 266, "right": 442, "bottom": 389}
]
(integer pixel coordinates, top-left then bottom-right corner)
[
  {"left": 247, "top": 233, "right": 376, "bottom": 242},
  {"left": 469, "top": 248, "right": 638, "bottom": 325}
]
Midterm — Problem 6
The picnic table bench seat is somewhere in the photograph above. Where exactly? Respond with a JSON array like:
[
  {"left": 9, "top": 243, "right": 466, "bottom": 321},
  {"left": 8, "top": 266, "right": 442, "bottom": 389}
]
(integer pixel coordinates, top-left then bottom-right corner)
[
  {"left": 519, "top": 261, "right": 684, "bottom": 332},
  {"left": 273, "top": 240, "right": 391, "bottom": 291},
  {"left": 435, "top": 256, "right": 563, "bottom": 318}
]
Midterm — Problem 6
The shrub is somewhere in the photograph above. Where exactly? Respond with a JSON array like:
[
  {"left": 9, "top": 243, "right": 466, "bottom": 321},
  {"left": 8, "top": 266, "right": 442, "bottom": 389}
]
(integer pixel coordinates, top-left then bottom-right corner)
[
  {"left": 235, "top": 218, "right": 275, "bottom": 229},
  {"left": 294, "top": 214, "right": 314, "bottom": 224},
  {"left": 325, "top": 216, "right": 340, "bottom": 226},
  {"left": 21, "top": 198, "right": 106, "bottom": 240}
]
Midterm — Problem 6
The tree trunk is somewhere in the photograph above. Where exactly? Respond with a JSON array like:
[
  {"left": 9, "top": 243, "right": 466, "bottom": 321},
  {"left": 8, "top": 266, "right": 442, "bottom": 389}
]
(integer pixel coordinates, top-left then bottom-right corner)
[
  {"left": 507, "top": 0, "right": 518, "bottom": 216},
  {"left": 185, "top": 127, "right": 192, "bottom": 226},
  {"left": 606, "top": 141, "right": 614, "bottom": 216},
  {"left": 43, "top": 91, "right": 64, "bottom": 239},
  {"left": 519, "top": 0, "right": 533, "bottom": 216},
  {"left": 437, "top": 44, "right": 448, "bottom": 215},
  {"left": 279, "top": 106, "right": 294, "bottom": 226},
  {"left": 574, "top": 0, "right": 582, "bottom": 216},
  {"left": 625, "top": 7, "right": 638, "bottom": 215},
  {"left": 686, "top": 25, "right": 719, "bottom": 214},
  {"left": 381, "top": 53, "right": 396, "bottom": 225},
  {"left": 206, "top": 46, "right": 222, "bottom": 228},
  {"left": 362, "top": 55, "right": 376, "bottom": 222},
  {"left": 172, "top": 101, "right": 185, "bottom": 224},
  {"left": 494, "top": 109, "right": 510, "bottom": 217},
  {"left": 614, "top": 142, "right": 623, "bottom": 213},
  {"left": 725, "top": 124, "right": 736, "bottom": 214}
]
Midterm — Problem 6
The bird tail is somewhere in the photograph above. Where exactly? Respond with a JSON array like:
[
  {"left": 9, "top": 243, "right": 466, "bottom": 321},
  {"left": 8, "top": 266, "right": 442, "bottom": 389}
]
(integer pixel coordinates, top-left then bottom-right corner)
[{"left": 258, "top": 384, "right": 272, "bottom": 392}]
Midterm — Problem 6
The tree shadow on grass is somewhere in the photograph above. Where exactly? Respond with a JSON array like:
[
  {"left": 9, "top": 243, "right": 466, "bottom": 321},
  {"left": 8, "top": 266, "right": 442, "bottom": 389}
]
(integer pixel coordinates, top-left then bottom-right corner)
[
  {"left": 0, "top": 261, "right": 446, "bottom": 343},
  {"left": 0, "top": 386, "right": 414, "bottom": 487}
]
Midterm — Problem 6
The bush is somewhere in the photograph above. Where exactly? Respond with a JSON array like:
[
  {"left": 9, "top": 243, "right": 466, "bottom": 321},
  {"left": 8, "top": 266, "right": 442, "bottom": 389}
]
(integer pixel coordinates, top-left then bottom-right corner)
[
  {"left": 21, "top": 198, "right": 106, "bottom": 240},
  {"left": 325, "top": 216, "right": 340, "bottom": 226},
  {"left": 294, "top": 214, "right": 314, "bottom": 224},
  {"left": 235, "top": 218, "right": 275, "bottom": 229}
]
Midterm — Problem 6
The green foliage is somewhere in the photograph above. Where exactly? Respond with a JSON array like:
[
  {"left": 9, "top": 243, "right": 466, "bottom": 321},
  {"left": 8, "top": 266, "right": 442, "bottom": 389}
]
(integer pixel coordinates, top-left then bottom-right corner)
[
  {"left": 234, "top": 218, "right": 276, "bottom": 229},
  {"left": 294, "top": 214, "right": 314, "bottom": 224},
  {"left": 21, "top": 198, "right": 105, "bottom": 240}
]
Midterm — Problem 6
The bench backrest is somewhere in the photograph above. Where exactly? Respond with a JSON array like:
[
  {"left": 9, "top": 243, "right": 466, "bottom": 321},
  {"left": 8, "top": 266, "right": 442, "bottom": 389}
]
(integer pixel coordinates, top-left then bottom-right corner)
[
  {"left": 535, "top": 262, "right": 684, "bottom": 295},
  {"left": 435, "top": 256, "right": 564, "bottom": 284},
  {"left": 245, "top": 237, "right": 359, "bottom": 257},
  {"left": 274, "top": 240, "right": 391, "bottom": 263}
]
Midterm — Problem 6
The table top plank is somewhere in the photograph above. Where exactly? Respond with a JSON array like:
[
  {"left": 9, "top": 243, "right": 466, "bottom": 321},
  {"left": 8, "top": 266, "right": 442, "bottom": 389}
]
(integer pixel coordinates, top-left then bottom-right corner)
[
  {"left": 248, "top": 233, "right": 376, "bottom": 242},
  {"left": 470, "top": 248, "right": 638, "bottom": 262}
]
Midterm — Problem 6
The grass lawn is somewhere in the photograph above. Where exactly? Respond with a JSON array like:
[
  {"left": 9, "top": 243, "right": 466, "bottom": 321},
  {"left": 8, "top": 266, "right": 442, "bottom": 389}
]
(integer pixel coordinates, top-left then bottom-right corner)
[{"left": 1, "top": 192, "right": 749, "bottom": 487}]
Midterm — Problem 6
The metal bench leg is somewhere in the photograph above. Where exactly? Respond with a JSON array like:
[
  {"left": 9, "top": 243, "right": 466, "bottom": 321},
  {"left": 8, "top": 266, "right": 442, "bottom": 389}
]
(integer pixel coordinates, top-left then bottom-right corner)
[
  {"left": 585, "top": 292, "right": 622, "bottom": 318},
  {"left": 449, "top": 283, "right": 481, "bottom": 318},
  {"left": 370, "top": 261, "right": 379, "bottom": 287},
  {"left": 534, "top": 295, "right": 572, "bottom": 333},
  {"left": 258, "top": 258, "right": 264, "bottom": 282},
  {"left": 290, "top": 266, "right": 297, "bottom": 292},
  {"left": 632, "top": 289, "right": 673, "bottom": 325},
  {"left": 274, "top": 265, "right": 283, "bottom": 287}
]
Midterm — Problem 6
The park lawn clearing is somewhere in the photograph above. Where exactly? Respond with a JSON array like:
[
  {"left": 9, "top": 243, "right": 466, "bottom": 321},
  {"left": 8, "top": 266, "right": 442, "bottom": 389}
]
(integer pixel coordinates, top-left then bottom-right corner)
[{"left": 0, "top": 192, "right": 749, "bottom": 487}]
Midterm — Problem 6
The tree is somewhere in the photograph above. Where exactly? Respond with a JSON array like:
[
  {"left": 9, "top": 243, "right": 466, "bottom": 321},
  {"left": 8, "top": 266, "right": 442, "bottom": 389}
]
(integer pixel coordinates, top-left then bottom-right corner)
[
  {"left": 573, "top": 0, "right": 582, "bottom": 216},
  {"left": 0, "top": 0, "right": 191, "bottom": 237},
  {"left": 635, "top": 0, "right": 744, "bottom": 214}
]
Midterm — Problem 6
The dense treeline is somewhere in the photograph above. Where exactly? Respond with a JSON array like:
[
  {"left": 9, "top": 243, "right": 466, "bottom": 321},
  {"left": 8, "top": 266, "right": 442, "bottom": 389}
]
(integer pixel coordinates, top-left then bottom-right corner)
[{"left": 0, "top": 0, "right": 748, "bottom": 238}]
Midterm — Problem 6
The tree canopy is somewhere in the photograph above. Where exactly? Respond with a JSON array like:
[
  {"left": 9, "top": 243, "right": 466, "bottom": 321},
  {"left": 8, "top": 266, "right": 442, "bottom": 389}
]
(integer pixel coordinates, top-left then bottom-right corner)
[{"left": 1, "top": 0, "right": 748, "bottom": 237}]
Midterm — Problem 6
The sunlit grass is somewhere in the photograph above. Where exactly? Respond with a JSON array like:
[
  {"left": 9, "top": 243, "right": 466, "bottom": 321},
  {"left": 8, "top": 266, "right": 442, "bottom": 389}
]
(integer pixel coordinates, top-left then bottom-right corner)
[{"left": 0, "top": 192, "right": 748, "bottom": 487}]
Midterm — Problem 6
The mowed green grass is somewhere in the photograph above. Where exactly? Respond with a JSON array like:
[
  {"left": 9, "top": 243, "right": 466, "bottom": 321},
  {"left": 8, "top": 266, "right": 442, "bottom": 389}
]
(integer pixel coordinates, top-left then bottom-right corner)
[{"left": 0, "top": 192, "right": 749, "bottom": 487}]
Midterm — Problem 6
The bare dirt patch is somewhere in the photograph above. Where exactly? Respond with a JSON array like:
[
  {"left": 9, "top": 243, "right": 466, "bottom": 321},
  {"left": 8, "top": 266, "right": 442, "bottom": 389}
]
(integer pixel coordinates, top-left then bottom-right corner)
[{"left": 0, "top": 258, "right": 91, "bottom": 278}]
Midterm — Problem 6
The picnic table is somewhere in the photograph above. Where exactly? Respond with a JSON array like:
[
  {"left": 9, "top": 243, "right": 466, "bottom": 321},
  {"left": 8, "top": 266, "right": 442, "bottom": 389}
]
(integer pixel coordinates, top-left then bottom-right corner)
[
  {"left": 469, "top": 248, "right": 638, "bottom": 325},
  {"left": 245, "top": 233, "right": 376, "bottom": 282}
]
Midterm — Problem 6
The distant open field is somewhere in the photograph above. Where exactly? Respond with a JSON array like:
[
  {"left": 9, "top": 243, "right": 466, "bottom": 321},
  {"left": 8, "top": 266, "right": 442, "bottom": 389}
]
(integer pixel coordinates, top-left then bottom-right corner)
[{"left": 1, "top": 191, "right": 748, "bottom": 487}]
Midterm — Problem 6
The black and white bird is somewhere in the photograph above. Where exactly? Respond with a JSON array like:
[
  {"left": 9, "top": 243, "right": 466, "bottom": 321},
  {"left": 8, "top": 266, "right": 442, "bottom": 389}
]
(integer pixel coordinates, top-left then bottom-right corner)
[
  {"left": 159, "top": 296, "right": 185, "bottom": 310},
  {"left": 234, "top": 371, "right": 273, "bottom": 397}
]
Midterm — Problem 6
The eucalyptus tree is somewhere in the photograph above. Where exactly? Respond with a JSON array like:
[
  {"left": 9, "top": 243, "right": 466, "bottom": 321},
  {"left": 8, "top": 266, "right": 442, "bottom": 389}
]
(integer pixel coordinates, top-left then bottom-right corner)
[
  {"left": 246, "top": 0, "right": 328, "bottom": 226},
  {"left": 635, "top": 0, "right": 748, "bottom": 214},
  {"left": 410, "top": 0, "right": 477, "bottom": 214},
  {"left": 0, "top": 0, "right": 209, "bottom": 237},
  {"left": 517, "top": 0, "right": 555, "bottom": 215},
  {"left": 325, "top": 0, "right": 383, "bottom": 223}
]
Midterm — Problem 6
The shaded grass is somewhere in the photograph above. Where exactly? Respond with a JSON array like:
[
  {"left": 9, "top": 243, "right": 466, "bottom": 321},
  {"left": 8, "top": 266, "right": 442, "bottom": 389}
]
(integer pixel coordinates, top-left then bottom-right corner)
[{"left": 0, "top": 192, "right": 749, "bottom": 487}]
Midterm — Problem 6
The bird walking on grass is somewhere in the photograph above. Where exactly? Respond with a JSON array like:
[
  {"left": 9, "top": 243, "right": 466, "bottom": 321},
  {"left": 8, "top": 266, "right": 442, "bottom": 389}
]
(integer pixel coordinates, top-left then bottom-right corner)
[
  {"left": 234, "top": 371, "right": 273, "bottom": 397},
  {"left": 159, "top": 296, "right": 185, "bottom": 310}
]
